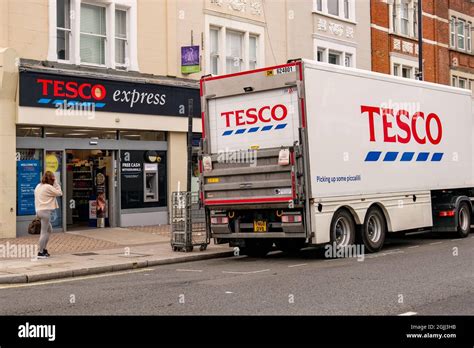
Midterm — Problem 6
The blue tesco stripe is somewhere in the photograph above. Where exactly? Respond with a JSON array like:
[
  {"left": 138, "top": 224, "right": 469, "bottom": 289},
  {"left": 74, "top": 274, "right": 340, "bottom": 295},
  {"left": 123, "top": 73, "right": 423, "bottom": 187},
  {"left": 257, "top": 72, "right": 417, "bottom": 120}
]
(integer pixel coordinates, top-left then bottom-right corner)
[
  {"left": 416, "top": 152, "right": 430, "bottom": 162},
  {"left": 261, "top": 125, "right": 273, "bottom": 131},
  {"left": 235, "top": 129, "right": 246, "bottom": 135},
  {"left": 275, "top": 123, "right": 287, "bottom": 130},
  {"left": 365, "top": 151, "right": 382, "bottom": 162},
  {"left": 222, "top": 130, "right": 233, "bottom": 136},
  {"left": 383, "top": 152, "right": 398, "bottom": 162},
  {"left": 38, "top": 98, "right": 51, "bottom": 104},
  {"left": 248, "top": 127, "right": 259, "bottom": 133},
  {"left": 401, "top": 152, "right": 415, "bottom": 162},
  {"left": 94, "top": 103, "right": 106, "bottom": 108},
  {"left": 432, "top": 153, "right": 443, "bottom": 162}
]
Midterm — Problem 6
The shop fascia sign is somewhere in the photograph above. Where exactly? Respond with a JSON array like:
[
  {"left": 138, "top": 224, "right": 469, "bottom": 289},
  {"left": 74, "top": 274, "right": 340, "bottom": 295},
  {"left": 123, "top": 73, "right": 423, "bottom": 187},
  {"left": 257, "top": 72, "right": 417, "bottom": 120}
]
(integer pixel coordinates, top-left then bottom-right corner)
[{"left": 19, "top": 71, "right": 200, "bottom": 117}]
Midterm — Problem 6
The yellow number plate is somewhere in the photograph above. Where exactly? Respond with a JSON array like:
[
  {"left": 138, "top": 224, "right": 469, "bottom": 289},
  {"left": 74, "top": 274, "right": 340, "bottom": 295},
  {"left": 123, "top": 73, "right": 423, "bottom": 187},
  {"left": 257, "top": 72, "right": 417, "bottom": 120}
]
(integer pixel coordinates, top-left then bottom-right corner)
[
  {"left": 253, "top": 220, "right": 267, "bottom": 232},
  {"left": 207, "top": 178, "right": 220, "bottom": 183}
]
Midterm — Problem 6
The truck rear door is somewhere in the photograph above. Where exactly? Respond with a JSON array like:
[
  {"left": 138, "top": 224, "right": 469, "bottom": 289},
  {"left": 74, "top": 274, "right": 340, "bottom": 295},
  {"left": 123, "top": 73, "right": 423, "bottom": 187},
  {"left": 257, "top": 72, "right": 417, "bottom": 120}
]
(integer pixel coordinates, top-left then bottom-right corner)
[{"left": 200, "top": 63, "right": 306, "bottom": 207}]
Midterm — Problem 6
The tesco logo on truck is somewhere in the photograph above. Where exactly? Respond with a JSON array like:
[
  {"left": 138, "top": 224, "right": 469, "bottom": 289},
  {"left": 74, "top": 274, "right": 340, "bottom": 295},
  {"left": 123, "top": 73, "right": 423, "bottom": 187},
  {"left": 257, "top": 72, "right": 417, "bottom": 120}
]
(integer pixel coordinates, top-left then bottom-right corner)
[
  {"left": 221, "top": 104, "right": 288, "bottom": 127},
  {"left": 361, "top": 105, "right": 443, "bottom": 145}
]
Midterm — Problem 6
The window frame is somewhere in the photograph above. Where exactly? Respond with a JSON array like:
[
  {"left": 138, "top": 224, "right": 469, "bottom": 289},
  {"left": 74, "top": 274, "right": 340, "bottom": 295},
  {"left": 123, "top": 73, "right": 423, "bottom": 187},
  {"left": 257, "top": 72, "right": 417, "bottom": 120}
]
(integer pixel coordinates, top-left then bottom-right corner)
[
  {"left": 313, "top": 0, "right": 355, "bottom": 22},
  {"left": 80, "top": 2, "right": 107, "bottom": 67},
  {"left": 56, "top": 0, "right": 72, "bottom": 62},
  {"left": 457, "top": 18, "right": 466, "bottom": 51},
  {"left": 114, "top": 8, "right": 129, "bottom": 67},
  {"left": 48, "top": 0, "right": 137, "bottom": 70},
  {"left": 390, "top": 0, "right": 418, "bottom": 38},
  {"left": 205, "top": 15, "right": 264, "bottom": 76}
]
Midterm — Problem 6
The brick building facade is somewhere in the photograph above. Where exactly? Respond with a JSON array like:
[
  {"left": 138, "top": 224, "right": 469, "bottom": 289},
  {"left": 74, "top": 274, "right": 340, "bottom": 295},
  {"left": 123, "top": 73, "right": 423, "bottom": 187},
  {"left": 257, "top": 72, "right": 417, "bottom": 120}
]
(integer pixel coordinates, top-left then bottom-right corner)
[{"left": 371, "top": 0, "right": 474, "bottom": 92}]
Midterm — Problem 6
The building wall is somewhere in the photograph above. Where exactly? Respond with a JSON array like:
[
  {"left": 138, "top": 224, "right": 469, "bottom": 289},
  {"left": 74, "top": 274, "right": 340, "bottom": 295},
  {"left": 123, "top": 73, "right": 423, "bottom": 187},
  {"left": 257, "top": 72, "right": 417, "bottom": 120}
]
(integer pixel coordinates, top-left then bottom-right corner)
[
  {"left": 371, "top": 0, "right": 474, "bottom": 90},
  {"left": 0, "top": 48, "right": 19, "bottom": 238}
]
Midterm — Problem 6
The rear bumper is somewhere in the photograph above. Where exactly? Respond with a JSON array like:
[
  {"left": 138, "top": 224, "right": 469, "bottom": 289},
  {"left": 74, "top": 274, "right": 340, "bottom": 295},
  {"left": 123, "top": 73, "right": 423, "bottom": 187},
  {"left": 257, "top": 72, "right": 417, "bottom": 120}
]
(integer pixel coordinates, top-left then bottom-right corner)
[{"left": 212, "top": 232, "right": 307, "bottom": 239}]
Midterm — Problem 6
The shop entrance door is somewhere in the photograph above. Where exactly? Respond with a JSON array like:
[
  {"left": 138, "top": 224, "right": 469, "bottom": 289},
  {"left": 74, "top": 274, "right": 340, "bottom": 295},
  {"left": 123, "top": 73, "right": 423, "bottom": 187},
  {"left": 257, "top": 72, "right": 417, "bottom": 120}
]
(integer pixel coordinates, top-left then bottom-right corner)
[{"left": 65, "top": 149, "right": 117, "bottom": 230}]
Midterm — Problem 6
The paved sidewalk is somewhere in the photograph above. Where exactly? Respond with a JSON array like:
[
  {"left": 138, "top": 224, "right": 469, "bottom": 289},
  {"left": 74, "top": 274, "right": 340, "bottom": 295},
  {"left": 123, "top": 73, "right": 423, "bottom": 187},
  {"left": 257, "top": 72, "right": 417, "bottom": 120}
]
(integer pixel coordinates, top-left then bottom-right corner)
[{"left": 0, "top": 227, "right": 233, "bottom": 284}]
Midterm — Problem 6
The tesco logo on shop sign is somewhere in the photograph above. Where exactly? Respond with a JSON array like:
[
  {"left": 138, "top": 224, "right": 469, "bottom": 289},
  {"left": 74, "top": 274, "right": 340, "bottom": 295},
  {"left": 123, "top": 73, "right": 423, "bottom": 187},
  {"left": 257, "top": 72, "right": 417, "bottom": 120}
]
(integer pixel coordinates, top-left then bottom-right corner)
[
  {"left": 361, "top": 105, "right": 443, "bottom": 145},
  {"left": 221, "top": 104, "right": 288, "bottom": 128},
  {"left": 37, "top": 79, "right": 106, "bottom": 101}
]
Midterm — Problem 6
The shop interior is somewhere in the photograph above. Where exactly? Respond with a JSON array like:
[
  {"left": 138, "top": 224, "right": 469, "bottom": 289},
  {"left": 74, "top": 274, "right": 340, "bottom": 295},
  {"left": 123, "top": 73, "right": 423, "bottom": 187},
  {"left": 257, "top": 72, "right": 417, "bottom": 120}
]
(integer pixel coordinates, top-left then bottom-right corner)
[{"left": 66, "top": 149, "right": 113, "bottom": 230}]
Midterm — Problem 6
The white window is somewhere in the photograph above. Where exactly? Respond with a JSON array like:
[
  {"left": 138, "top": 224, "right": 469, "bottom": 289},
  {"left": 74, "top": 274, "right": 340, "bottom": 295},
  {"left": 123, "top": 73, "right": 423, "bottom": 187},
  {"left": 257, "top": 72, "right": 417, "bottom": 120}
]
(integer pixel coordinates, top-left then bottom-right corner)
[
  {"left": 394, "top": 64, "right": 400, "bottom": 77},
  {"left": 315, "top": 40, "right": 355, "bottom": 67},
  {"left": 451, "top": 17, "right": 472, "bottom": 53},
  {"left": 402, "top": 66, "right": 411, "bottom": 79},
  {"left": 317, "top": 48, "right": 325, "bottom": 62},
  {"left": 452, "top": 76, "right": 458, "bottom": 87},
  {"left": 401, "top": 2, "right": 409, "bottom": 36},
  {"left": 56, "top": 0, "right": 71, "bottom": 61},
  {"left": 458, "top": 19, "right": 466, "bottom": 50},
  {"left": 327, "top": 0, "right": 339, "bottom": 16},
  {"left": 205, "top": 15, "right": 264, "bottom": 75},
  {"left": 48, "top": 0, "right": 138, "bottom": 70},
  {"left": 391, "top": 57, "right": 418, "bottom": 80},
  {"left": 390, "top": 0, "right": 418, "bottom": 38},
  {"left": 226, "top": 30, "right": 243, "bottom": 74},
  {"left": 468, "top": 22, "right": 472, "bottom": 52},
  {"left": 115, "top": 9, "right": 128, "bottom": 66},
  {"left": 459, "top": 78, "right": 467, "bottom": 89},
  {"left": 450, "top": 16, "right": 456, "bottom": 47},
  {"left": 314, "top": 0, "right": 355, "bottom": 21},
  {"left": 328, "top": 50, "right": 341, "bottom": 65},
  {"left": 344, "top": 53, "right": 352, "bottom": 67},
  {"left": 343, "top": 0, "right": 350, "bottom": 19},
  {"left": 316, "top": 0, "right": 322, "bottom": 12},
  {"left": 249, "top": 35, "right": 257, "bottom": 70},
  {"left": 210, "top": 28, "right": 219, "bottom": 75}
]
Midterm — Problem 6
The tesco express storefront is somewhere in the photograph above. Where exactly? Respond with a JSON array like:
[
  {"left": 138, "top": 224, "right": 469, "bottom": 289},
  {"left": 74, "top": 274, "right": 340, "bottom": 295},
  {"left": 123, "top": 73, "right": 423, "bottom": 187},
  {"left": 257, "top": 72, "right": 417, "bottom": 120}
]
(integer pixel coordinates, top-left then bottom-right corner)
[{"left": 15, "top": 66, "right": 201, "bottom": 236}]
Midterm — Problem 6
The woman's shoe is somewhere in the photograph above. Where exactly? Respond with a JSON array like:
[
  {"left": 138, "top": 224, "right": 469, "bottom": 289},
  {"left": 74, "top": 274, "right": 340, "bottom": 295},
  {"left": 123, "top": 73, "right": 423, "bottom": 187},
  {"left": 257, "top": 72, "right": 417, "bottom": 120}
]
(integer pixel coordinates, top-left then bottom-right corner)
[{"left": 37, "top": 251, "right": 49, "bottom": 259}]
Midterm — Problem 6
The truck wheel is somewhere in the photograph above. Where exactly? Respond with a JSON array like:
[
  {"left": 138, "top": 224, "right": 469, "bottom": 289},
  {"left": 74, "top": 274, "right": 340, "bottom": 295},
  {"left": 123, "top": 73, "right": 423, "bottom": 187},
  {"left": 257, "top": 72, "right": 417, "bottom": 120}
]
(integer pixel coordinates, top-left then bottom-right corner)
[
  {"left": 456, "top": 202, "right": 471, "bottom": 238},
  {"left": 361, "top": 207, "right": 386, "bottom": 253},
  {"left": 330, "top": 209, "right": 356, "bottom": 248},
  {"left": 243, "top": 240, "right": 272, "bottom": 257}
]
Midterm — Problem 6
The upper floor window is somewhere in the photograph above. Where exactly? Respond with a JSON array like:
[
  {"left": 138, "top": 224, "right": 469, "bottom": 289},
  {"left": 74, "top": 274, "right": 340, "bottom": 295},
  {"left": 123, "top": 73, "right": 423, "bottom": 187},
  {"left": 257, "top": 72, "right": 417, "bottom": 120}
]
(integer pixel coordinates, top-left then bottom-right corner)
[
  {"left": 49, "top": 0, "right": 138, "bottom": 70},
  {"left": 390, "top": 0, "right": 418, "bottom": 38},
  {"left": 57, "top": 0, "right": 71, "bottom": 61},
  {"left": 450, "top": 17, "right": 472, "bottom": 53},
  {"left": 115, "top": 9, "right": 128, "bottom": 66},
  {"left": 316, "top": 43, "right": 355, "bottom": 68},
  {"left": 314, "top": 0, "right": 355, "bottom": 22},
  {"left": 80, "top": 4, "right": 106, "bottom": 65},
  {"left": 205, "top": 15, "right": 264, "bottom": 76}
]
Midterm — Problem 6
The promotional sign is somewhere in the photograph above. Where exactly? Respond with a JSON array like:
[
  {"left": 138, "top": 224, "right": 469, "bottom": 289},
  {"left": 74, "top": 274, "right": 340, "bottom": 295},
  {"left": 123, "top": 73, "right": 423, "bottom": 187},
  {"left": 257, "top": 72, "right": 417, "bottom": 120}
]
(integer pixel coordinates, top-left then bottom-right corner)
[
  {"left": 181, "top": 46, "right": 201, "bottom": 74},
  {"left": 121, "top": 150, "right": 167, "bottom": 209},
  {"left": 17, "top": 160, "right": 41, "bottom": 216},
  {"left": 208, "top": 87, "right": 300, "bottom": 153},
  {"left": 19, "top": 71, "right": 201, "bottom": 117}
]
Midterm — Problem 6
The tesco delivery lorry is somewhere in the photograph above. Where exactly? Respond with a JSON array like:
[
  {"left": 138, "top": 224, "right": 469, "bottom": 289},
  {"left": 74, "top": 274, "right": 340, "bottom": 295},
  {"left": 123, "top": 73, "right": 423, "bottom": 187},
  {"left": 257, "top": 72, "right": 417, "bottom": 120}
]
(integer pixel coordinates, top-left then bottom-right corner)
[{"left": 199, "top": 59, "right": 473, "bottom": 256}]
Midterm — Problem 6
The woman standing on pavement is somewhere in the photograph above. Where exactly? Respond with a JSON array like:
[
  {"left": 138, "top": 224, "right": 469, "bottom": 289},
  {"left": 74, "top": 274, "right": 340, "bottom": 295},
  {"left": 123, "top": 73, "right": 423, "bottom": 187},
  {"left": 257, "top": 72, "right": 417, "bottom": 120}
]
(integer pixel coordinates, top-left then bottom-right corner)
[{"left": 34, "top": 171, "right": 63, "bottom": 258}]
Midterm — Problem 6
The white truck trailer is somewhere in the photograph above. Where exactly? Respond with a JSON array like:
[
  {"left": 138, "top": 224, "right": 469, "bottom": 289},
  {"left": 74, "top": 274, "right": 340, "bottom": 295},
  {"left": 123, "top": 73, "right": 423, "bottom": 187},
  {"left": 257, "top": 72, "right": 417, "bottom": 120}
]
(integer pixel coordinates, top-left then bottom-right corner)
[{"left": 199, "top": 59, "right": 473, "bottom": 256}]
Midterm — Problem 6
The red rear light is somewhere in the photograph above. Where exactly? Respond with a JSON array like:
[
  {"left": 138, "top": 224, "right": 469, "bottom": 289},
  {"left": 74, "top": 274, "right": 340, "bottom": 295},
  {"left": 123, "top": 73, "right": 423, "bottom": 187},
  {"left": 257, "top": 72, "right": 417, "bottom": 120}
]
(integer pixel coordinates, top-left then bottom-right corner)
[
  {"left": 211, "top": 217, "right": 229, "bottom": 224},
  {"left": 439, "top": 210, "right": 456, "bottom": 217},
  {"left": 282, "top": 215, "right": 302, "bottom": 223}
]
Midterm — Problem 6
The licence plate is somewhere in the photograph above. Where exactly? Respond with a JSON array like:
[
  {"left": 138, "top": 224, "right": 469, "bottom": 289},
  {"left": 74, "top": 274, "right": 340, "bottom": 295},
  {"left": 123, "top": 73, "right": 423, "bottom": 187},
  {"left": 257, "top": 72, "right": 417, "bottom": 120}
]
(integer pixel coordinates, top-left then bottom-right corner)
[{"left": 254, "top": 220, "right": 267, "bottom": 232}]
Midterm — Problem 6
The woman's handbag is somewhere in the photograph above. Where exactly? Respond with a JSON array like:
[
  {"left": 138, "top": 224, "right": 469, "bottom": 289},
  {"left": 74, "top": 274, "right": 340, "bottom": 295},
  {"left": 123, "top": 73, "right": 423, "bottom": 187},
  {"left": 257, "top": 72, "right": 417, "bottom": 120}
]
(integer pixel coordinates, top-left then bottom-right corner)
[{"left": 28, "top": 217, "right": 42, "bottom": 235}]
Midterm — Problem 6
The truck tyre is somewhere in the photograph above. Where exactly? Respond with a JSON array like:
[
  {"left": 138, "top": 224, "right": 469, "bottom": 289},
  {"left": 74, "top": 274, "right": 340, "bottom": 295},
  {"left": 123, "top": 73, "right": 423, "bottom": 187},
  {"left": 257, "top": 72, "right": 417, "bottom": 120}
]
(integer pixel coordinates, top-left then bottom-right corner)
[
  {"left": 330, "top": 209, "right": 356, "bottom": 248},
  {"left": 456, "top": 202, "right": 471, "bottom": 238},
  {"left": 361, "top": 207, "right": 386, "bottom": 253},
  {"left": 243, "top": 240, "right": 272, "bottom": 257}
]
